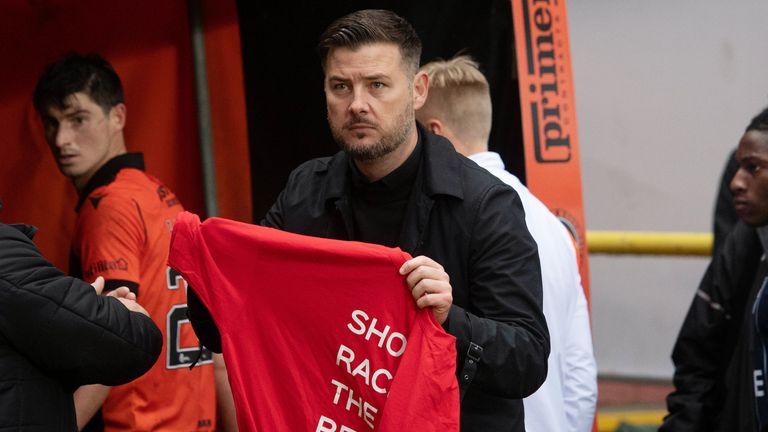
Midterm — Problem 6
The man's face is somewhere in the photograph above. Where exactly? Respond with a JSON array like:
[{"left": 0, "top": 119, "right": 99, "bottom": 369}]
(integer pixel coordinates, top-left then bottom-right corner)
[
  {"left": 731, "top": 130, "right": 768, "bottom": 226},
  {"left": 324, "top": 42, "right": 419, "bottom": 161},
  {"left": 41, "top": 92, "right": 125, "bottom": 190}
]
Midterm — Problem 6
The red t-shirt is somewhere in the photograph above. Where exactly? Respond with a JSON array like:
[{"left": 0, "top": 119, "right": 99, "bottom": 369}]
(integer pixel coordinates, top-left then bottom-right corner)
[
  {"left": 169, "top": 212, "right": 459, "bottom": 432},
  {"left": 74, "top": 169, "right": 215, "bottom": 431}
]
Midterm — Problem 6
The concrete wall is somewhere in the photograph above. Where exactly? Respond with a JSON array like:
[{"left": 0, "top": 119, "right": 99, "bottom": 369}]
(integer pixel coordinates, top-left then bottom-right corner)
[{"left": 568, "top": 1, "right": 768, "bottom": 379}]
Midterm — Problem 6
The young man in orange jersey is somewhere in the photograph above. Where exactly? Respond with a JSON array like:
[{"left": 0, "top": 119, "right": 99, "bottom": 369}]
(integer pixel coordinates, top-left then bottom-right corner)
[{"left": 33, "top": 53, "right": 234, "bottom": 431}]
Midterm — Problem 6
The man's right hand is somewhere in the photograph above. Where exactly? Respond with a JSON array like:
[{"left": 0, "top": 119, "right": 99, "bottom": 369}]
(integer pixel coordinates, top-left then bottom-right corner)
[
  {"left": 91, "top": 276, "right": 149, "bottom": 317},
  {"left": 399, "top": 255, "right": 453, "bottom": 324}
]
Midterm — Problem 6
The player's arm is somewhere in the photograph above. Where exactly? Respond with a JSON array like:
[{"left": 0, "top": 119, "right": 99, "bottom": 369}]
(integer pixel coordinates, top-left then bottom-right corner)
[
  {"left": 74, "top": 198, "right": 145, "bottom": 296},
  {"left": 214, "top": 353, "right": 239, "bottom": 431},
  {"left": 74, "top": 385, "right": 110, "bottom": 430},
  {"left": 74, "top": 279, "right": 150, "bottom": 429},
  {"left": 71, "top": 199, "right": 147, "bottom": 421}
]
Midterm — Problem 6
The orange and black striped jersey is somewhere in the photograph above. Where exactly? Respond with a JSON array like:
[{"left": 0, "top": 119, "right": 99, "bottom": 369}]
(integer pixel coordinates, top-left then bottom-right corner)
[{"left": 72, "top": 153, "right": 215, "bottom": 431}]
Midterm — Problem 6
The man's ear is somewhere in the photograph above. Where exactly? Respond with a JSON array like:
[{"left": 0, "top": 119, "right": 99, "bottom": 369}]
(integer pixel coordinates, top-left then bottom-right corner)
[
  {"left": 412, "top": 71, "right": 429, "bottom": 110},
  {"left": 110, "top": 103, "right": 127, "bottom": 132},
  {"left": 424, "top": 118, "right": 445, "bottom": 136}
]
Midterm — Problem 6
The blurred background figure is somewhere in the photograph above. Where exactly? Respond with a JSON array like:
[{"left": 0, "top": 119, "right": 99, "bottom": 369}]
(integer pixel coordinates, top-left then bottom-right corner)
[
  {"left": 661, "top": 107, "right": 768, "bottom": 432},
  {"left": 416, "top": 55, "right": 597, "bottom": 432}
]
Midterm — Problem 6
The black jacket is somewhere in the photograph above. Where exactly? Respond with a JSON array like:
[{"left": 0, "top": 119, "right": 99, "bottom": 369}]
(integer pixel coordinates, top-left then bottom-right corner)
[
  {"left": 188, "top": 128, "right": 549, "bottom": 431},
  {"left": 0, "top": 223, "right": 162, "bottom": 431},
  {"left": 661, "top": 221, "right": 764, "bottom": 432},
  {"left": 266, "top": 129, "right": 548, "bottom": 430}
]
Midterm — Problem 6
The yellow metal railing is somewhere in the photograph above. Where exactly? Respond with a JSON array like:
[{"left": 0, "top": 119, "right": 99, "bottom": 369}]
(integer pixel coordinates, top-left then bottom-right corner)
[
  {"left": 597, "top": 409, "right": 666, "bottom": 432},
  {"left": 587, "top": 231, "right": 713, "bottom": 256}
]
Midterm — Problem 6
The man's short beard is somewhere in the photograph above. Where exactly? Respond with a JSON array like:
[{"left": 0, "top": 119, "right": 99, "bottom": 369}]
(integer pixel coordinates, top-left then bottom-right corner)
[{"left": 331, "top": 102, "right": 414, "bottom": 162}]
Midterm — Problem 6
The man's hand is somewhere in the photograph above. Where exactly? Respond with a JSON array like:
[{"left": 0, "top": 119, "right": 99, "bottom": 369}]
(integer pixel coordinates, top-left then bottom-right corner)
[
  {"left": 90, "top": 276, "right": 149, "bottom": 317},
  {"left": 399, "top": 255, "right": 453, "bottom": 324},
  {"left": 105, "top": 286, "right": 137, "bottom": 302},
  {"left": 90, "top": 276, "right": 106, "bottom": 295},
  {"left": 112, "top": 296, "right": 150, "bottom": 317}
]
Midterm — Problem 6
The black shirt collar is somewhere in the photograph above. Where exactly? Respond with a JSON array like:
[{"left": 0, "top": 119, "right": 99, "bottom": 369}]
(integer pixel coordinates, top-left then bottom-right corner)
[
  {"left": 321, "top": 123, "right": 463, "bottom": 204},
  {"left": 347, "top": 135, "right": 423, "bottom": 246},
  {"left": 76, "top": 153, "right": 145, "bottom": 211},
  {"left": 7, "top": 224, "right": 38, "bottom": 239},
  {"left": 348, "top": 136, "right": 423, "bottom": 198}
]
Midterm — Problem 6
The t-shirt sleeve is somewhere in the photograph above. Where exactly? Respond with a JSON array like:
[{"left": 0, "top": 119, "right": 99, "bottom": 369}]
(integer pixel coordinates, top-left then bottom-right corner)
[
  {"left": 167, "top": 212, "right": 205, "bottom": 299},
  {"left": 74, "top": 196, "right": 145, "bottom": 288},
  {"left": 168, "top": 211, "right": 223, "bottom": 352}
]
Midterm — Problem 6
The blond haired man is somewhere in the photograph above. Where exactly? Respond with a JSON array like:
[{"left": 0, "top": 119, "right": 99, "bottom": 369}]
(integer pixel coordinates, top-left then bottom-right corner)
[{"left": 417, "top": 55, "right": 597, "bottom": 432}]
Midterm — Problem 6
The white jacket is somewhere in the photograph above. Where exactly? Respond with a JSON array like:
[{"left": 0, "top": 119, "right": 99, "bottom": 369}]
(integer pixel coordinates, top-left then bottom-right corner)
[{"left": 469, "top": 152, "right": 598, "bottom": 432}]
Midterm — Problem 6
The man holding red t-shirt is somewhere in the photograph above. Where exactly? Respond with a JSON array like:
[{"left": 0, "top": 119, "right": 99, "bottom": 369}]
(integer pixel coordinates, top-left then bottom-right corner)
[{"left": 188, "top": 9, "right": 549, "bottom": 432}]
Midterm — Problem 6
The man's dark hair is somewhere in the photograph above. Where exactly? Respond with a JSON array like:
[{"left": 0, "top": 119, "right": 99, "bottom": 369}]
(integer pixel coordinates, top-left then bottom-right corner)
[
  {"left": 317, "top": 9, "right": 422, "bottom": 74},
  {"left": 33, "top": 53, "right": 124, "bottom": 115},
  {"left": 746, "top": 106, "right": 768, "bottom": 132}
]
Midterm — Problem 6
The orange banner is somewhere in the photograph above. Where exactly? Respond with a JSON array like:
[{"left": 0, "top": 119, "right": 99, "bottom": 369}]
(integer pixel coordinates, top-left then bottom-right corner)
[{"left": 511, "top": 0, "right": 590, "bottom": 299}]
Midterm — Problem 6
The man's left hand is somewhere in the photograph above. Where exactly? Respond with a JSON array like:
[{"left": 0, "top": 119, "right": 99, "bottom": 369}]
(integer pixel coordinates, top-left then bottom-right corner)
[{"left": 399, "top": 255, "right": 453, "bottom": 324}]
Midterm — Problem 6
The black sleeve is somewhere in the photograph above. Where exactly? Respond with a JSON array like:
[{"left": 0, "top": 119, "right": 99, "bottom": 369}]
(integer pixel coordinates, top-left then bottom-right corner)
[
  {"left": 261, "top": 176, "right": 291, "bottom": 229},
  {"left": 446, "top": 184, "right": 550, "bottom": 398},
  {"left": 103, "top": 279, "right": 140, "bottom": 296},
  {"left": 261, "top": 159, "right": 321, "bottom": 229},
  {"left": 261, "top": 198, "right": 283, "bottom": 229},
  {"left": 661, "top": 222, "right": 760, "bottom": 431},
  {"left": 187, "top": 287, "right": 222, "bottom": 353},
  {"left": 661, "top": 264, "right": 727, "bottom": 432},
  {"left": 0, "top": 224, "right": 162, "bottom": 386}
]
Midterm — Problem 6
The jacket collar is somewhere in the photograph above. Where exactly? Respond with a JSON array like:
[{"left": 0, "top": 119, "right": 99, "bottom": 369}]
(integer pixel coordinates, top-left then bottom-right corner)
[
  {"left": 76, "top": 152, "right": 145, "bottom": 211},
  {"left": 419, "top": 125, "right": 464, "bottom": 200},
  {"left": 319, "top": 123, "right": 464, "bottom": 204},
  {"left": 323, "top": 151, "right": 350, "bottom": 204},
  {"left": 7, "top": 223, "right": 38, "bottom": 239}
]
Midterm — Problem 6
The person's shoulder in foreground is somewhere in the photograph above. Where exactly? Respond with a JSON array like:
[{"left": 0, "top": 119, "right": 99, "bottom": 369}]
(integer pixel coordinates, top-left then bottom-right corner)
[{"left": 0, "top": 221, "right": 161, "bottom": 430}]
